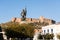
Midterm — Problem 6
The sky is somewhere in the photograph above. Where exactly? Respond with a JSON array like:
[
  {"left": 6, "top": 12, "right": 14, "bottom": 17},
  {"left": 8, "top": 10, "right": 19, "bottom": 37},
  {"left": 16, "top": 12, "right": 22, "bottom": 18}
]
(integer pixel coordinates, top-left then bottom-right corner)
[{"left": 0, "top": 0, "right": 60, "bottom": 23}]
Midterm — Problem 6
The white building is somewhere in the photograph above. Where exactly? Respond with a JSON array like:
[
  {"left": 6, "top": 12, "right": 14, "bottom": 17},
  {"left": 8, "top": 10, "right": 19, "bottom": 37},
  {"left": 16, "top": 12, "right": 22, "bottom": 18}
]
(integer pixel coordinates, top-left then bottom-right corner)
[{"left": 42, "top": 24, "right": 60, "bottom": 40}]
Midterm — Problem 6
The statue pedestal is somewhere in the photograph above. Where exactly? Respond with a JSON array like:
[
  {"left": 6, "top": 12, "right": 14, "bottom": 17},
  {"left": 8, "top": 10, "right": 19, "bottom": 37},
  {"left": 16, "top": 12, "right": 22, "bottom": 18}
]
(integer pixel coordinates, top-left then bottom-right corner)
[{"left": 20, "top": 21, "right": 28, "bottom": 24}]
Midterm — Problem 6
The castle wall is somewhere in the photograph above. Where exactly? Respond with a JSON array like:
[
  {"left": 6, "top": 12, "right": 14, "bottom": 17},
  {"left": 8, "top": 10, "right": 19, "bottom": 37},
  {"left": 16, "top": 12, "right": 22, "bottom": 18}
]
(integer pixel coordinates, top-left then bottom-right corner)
[{"left": 11, "top": 16, "right": 56, "bottom": 24}]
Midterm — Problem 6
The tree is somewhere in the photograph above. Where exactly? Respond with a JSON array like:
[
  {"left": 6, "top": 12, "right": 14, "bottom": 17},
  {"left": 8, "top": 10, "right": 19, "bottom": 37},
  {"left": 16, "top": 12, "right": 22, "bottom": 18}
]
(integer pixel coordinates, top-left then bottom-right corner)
[
  {"left": 4, "top": 22, "right": 35, "bottom": 40},
  {"left": 38, "top": 34, "right": 43, "bottom": 39},
  {"left": 44, "top": 33, "right": 54, "bottom": 40}
]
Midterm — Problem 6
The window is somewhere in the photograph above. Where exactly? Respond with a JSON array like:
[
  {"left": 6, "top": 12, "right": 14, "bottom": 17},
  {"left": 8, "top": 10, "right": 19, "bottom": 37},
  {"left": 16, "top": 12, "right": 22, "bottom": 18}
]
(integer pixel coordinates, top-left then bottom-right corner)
[
  {"left": 47, "top": 29, "right": 49, "bottom": 33},
  {"left": 51, "top": 29, "right": 53, "bottom": 33}
]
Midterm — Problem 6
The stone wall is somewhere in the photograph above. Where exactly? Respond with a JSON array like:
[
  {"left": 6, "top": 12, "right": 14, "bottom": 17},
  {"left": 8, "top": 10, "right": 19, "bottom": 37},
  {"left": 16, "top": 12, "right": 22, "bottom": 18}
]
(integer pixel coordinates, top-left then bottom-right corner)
[{"left": 11, "top": 16, "right": 56, "bottom": 25}]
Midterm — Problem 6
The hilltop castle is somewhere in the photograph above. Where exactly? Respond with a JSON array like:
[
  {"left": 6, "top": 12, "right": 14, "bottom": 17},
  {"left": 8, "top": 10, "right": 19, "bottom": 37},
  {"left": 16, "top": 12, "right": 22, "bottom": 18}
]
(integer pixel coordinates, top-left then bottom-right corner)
[
  {"left": 11, "top": 16, "right": 56, "bottom": 25},
  {"left": 11, "top": 8, "right": 56, "bottom": 25}
]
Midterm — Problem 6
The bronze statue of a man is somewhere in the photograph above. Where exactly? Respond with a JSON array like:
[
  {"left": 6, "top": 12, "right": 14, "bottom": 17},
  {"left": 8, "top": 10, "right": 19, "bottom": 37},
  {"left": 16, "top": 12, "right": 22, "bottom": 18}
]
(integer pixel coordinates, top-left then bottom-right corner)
[{"left": 21, "top": 8, "right": 27, "bottom": 21}]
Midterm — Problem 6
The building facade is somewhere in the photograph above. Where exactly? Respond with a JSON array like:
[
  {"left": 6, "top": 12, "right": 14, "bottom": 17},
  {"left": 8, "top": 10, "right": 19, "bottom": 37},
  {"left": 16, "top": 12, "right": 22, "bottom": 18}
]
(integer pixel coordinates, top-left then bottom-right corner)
[{"left": 42, "top": 24, "right": 60, "bottom": 40}]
